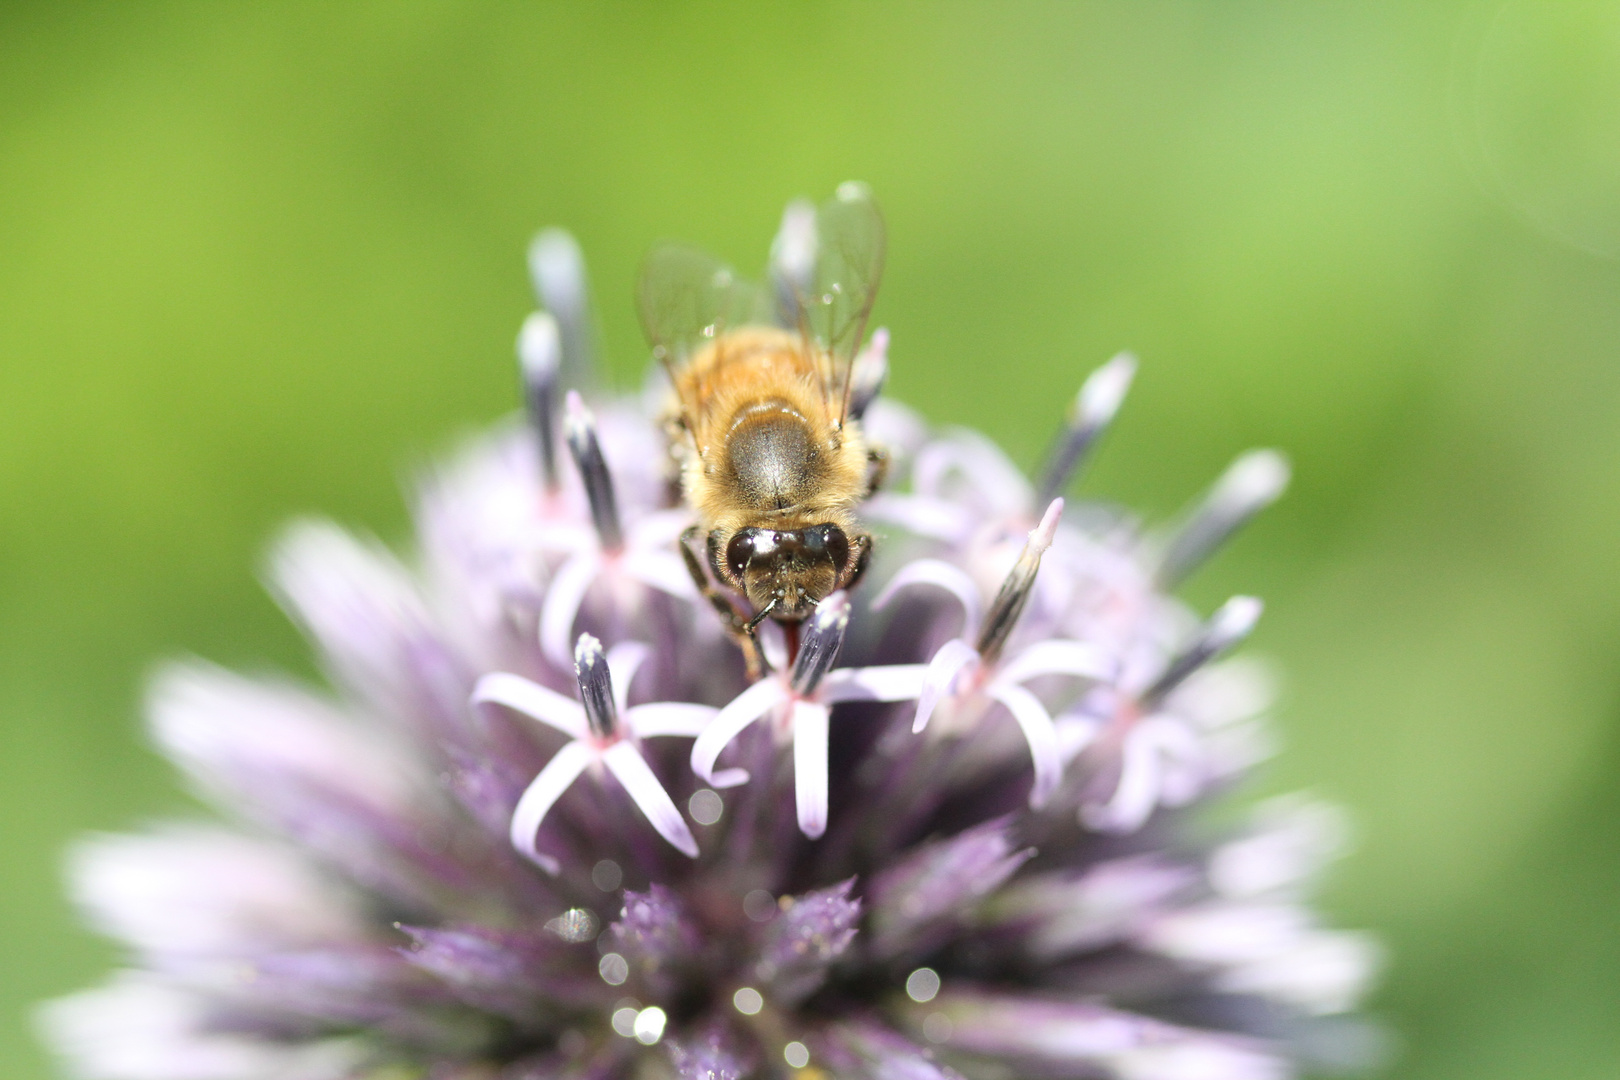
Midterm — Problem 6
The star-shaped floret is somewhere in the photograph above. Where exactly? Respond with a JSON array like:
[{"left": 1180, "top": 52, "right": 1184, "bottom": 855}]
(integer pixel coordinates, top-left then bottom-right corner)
[
  {"left": 874, "top": 499, "right": 1109, "bottom": 809},
  {"left": 689, "top": 593, "right": 926, "bottom": 839},
  {"left": 533, "top": 393, "right": 696, "bottom": 667},
  {"left": 472, "top": 633, "right": 715, "bottom": 872}
]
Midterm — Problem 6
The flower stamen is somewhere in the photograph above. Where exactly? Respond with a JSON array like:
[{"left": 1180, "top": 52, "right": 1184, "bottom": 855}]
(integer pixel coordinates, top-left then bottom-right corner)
[
  {"left": 574, "top": 634, "right": 618, "bottom": 740},
  {"left": 565, "top": 391, "right": 624, "bottom": 553},
  {"left": 790, "top": 594, "right": 850, "bottom": 697}
]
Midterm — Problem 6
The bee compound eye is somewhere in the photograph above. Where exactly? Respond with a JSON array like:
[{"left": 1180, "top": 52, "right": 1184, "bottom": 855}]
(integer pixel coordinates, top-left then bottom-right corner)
[
  {"left": 724, "top": 531, "right": 756, "bottom": 582},
  {"left": 821, "top": 525, "right": 850, "bottom": 570}
]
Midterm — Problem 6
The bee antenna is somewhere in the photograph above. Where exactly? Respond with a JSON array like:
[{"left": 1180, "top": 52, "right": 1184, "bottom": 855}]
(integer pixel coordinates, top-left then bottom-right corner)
[{"left": 747, "top": 599, "right": 779, "bottom": 632}]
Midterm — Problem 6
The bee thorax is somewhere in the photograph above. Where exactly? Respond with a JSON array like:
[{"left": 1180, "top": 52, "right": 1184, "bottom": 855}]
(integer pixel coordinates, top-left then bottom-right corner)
[{"left": 725, "top": 403, "right": 823, "bottom": 512}]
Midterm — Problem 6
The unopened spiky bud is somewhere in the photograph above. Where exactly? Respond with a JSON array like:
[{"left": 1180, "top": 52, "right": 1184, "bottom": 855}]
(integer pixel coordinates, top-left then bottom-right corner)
[
  {"left": 517, "top": 311, "right": 562, "bottom": 489},
  {"left": 1158, "top": 449, "right": 1290, "bottom": 586},
  {"left": 528, "top": 227, "right": 596, "bottom": 379},
  {"left": 1036, "top": 353, "right": 1136, "bottom": 506},
  {"left": 1144, "top": 595, "right": 1263, "bottom": 705}
]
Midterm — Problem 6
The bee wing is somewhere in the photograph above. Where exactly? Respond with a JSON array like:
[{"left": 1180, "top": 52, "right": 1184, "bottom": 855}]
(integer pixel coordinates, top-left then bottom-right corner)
[
  {"left": 775, "top": 184, "right": 886, "bottom": 424},
  {"left": 637, "top": 245, "right": 772, "bottom": 372}
]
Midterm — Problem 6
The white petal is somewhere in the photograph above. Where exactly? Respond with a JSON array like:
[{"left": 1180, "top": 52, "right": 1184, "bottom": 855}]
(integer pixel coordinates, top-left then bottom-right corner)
[
  {"left": 998, "top": 639, "right": 1110, "bottom": 686},
  {"left": 68, "top": 827, "right": 362, "bottom": 960},
  {"left": 1083, "top": 728, "right": 1161, "bottom": 834},
  {"left": 1208, "top": 796, "right": 1349, "bottom": 899},
  {"left": 471, "top": 672, "right": 588, "bottom": 741},
  {"left": 913, "top": 430, "right": 1033, "bottom": 515},
  {"left": 148, "top": 663, "right": 423, "bottom": 819},
  {"left": 985, "top": 681, "right": 1065, "bottom": 809},
  {"left": 1220, "top": 930, "right": 1382, "bottom": 1015},
  {"left": 1054, "top": 711, "right": 1106, "bottom": 764},
  {"left": 689, "top": 678, "right": 786, "bottom": 787},
  {"left": 1140, "top": 901, "right": 1311, "bottom": 967},
  {"left": 871, "top": 559, "right": 983, "bottom": 643},
  {"left": 606, "top": 640, "right": 650, "bottom": 715},
  {"left": 792, "top": 701, "right": 831, "bottom": 839},
  {"left": 509, "top": 740, "right": 594, "bottom": 873},
  {"left": 1114, "top": 1038, "right": 1291, "bottom": 1080},
  {"left": 1141, "top": 716, "right": 1204, "bottom": 807},
  {"left": 266, "top": 520, "right": 427, "bottom": 707},
  {"left": 862, "top": 492, "right": 972, "bottom": 542},
  {"left": 757, "top": 619, "right": 790, "bottom": 673},
  {"left": 533, "top": 519, "right": 595, "bottom": 556},
  {"left": 626, "top": 507, "right": 696, "bottom": 549},
  {"left": 602, "top": 742, "right": 699, "bottom": 858},
  {"left": 913, "top": 639, "right": 981, "bottom": 733},
  {"left": 539, "top": 552, "right": 601, "bottom": 668},
  {"left": 621, "top": 548, "right": 699, "bottom": 600},
  {"left": 39, "top": 972, "right": 366, "bottom": 1080},
  {"left": 820, "top": 663, "right": 929, "bottom": 704},
  {"left": 860, "top": 397, "right": 929, "bottom": 457},
  {"left": 626, "top": 702, "right": 719, "bottom": 739}
]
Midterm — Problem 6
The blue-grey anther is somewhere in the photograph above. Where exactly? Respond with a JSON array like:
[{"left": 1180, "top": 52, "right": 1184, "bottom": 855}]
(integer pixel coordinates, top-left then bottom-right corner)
[
  {"left": 1157, "top": 449, "right": 1290, "bottom": 587},
  {"left": 573, "top": 634, "right": 617, "bottom": 740},
  {"left": 791, "top": 592, "right": 850, "bottom": 696},
  {"left": 1036, "top": 352, "right": 1136, "bottom": 507},
  {"left": 565, "top": 391, "right": 623, "bottom": 552},
  {"left": 528, "top": 227, "right": 596, "bottom": 380},
  {"left": 1143, "top": 595, "right": 1262, "bottom": 706},
  {"left": 518, "top": 312, "right": 562, "bottom": 489}
]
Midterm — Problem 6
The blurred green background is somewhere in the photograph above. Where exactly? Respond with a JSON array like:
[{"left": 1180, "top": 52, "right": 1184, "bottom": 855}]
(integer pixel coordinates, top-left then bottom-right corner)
[{"left": 3, "top": 2, "right": 1619, "bottom": 1076}]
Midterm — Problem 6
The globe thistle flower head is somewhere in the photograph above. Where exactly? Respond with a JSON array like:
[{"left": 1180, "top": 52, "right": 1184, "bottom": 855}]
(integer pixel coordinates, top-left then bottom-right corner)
[{"left": 41, "top": 197, "right": 1379, "bottom": 1080}]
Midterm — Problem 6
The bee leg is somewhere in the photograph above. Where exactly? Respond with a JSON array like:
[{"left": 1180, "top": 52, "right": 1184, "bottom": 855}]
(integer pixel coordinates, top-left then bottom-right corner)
[
  {"left": 864, "top": 445, "right": 890, "bottom": 497},
  {"left": 841, "top": 532, "right": 874, "bottom": 592},
  {"left": 680, "top": 525, "right": 766, "bottom": 680}
]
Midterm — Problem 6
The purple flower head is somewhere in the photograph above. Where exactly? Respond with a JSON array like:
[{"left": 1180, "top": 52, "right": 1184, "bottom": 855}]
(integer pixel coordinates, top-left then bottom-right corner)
[{"left": 41, "top": 198, "right": 1379, "bottom": 1080}]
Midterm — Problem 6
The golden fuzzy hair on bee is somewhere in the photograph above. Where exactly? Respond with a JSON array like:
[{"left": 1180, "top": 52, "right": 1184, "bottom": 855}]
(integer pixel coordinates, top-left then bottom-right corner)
[{"left": 670, "top": 326, "right": 868, "bottom": 537}]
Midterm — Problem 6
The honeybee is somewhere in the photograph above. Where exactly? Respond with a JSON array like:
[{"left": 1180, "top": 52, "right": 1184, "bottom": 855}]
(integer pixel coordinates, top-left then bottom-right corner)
[{"left": 638, "top": 184, "right": 887, "bottom": 670}]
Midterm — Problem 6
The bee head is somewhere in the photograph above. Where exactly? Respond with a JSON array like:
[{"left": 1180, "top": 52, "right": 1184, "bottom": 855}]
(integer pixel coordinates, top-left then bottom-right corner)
[{"left": 721, "top": 524, "right": 850, "bottom": 622}]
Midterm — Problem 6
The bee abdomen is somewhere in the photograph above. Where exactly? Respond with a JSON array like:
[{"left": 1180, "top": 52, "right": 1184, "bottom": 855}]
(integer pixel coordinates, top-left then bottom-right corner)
[{"left": 726, "top": 401, "right": 822, "bottom": 511}]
